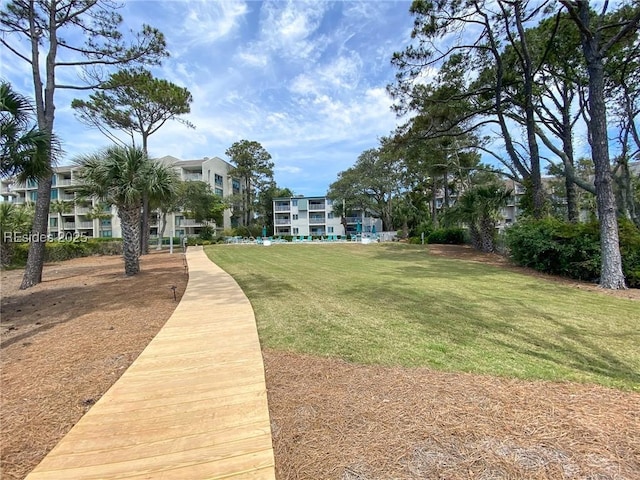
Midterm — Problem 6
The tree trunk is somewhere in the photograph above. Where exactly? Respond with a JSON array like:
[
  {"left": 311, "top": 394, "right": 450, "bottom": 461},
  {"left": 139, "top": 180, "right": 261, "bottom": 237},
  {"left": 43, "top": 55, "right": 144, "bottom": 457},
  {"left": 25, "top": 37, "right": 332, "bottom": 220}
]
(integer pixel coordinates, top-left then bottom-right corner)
[
  {"left": 562, "top": 100, "right": 579, "bottom": 222},
  {"left": 119, "top": 205, "right": 141, "bottom": 276},
  {"left": 578, "top": 4, "right": 626, "bottom": 289},
  {"left": 157, "top": 211, "right": 167, "bottom": 249},
  {"left": 140, "top": 194, "right": 150, "bottom": 255},
  {"left": 20, "top": 177, "right": 52, "bottom": 289},
  {"left": 21, "top": 5, "right": 57, "bottom": 289},
  {"left": 479, "top": 217, "right": 495, "bottom": 253}
]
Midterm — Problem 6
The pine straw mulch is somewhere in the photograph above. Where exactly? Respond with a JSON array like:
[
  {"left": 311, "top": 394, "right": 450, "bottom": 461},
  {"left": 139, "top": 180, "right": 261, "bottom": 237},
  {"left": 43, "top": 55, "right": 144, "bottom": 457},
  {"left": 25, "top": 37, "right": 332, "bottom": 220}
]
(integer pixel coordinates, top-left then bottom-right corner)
[
  {"left": 1, "top": 245, "right": 639, "bottom": 480},
  {"left": 1, "top": 251, "right": 188, "bottom": 480}
]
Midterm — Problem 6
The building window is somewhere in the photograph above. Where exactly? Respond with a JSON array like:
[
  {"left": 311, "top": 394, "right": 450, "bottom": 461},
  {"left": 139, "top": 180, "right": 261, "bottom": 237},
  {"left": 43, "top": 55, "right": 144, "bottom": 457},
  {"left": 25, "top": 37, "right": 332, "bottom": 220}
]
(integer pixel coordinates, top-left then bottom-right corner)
[
  {"left": 215, "top": 187, "right": 223, "bottom": 196},
  {"left": 175, "top": 215, "right": 184, "bottom": 226},
  {"left": 100, "top": 230, "right": 112, "bottom": 238},
  {"left": 51, "top": 175, "right": 56, "bottom": 186},
  {"left": 49, "top": 217, "right": 58, "bottom": 227},
  {"left": 29, "top": 191, "right": 38, "bottom": 201},
  {"left": 327, "top": 212, "right": 334, "bottom": 219},
  {"left": 327, "top": 198, "right": 332, "bottom": 205},
  {"left": 232, "top": 179, "right": 240, "bottom": 194},
  {"left": 100, "top": 219, "right": 111, "bottom": 227},
  {"left": 328, "top": 226, "right": 334, "bottom": 233},
  {"left": 292, "top": 214, "right": 298, "bottom": 220},
  {"left": 50, "top": 189, "right": 58, "bottom": 200},
  {"left": 215, "top": 174, "right": 224, "bottom": 187},
  {"left": 293, "top": 227, "right": 299, "bottom": 234},
  {"left": 292, "top": 199, "right": 298, "bottom": 207}
]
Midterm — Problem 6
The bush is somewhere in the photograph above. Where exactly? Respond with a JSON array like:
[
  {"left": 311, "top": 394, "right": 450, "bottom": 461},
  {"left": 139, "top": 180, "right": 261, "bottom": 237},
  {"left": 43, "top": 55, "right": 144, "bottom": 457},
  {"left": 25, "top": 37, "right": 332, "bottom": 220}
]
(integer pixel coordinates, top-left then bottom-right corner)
[
  {"left": 3, "top": 238, "right": 123, "bottom": 267},
  {"left": 506, "top": 218, "right": 640, "bottom": 287},
  {"left": 427, "top": 227, "right": 466, "bottom": 245}
]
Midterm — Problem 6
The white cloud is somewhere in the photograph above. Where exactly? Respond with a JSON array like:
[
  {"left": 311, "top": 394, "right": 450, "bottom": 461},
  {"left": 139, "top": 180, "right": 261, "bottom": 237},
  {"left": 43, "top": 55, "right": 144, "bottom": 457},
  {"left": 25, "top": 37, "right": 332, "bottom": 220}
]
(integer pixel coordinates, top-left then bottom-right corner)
[{"left": 178, "top": 0, "right": 249, "bottom": 47}]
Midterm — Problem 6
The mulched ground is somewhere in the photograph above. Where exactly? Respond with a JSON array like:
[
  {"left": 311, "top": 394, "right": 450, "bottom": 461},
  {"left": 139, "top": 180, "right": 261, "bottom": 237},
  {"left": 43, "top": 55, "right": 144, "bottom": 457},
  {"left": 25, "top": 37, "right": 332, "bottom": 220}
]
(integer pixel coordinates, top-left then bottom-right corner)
[{"left": 1, "top": 245, "right": 638, "bottom": 480}]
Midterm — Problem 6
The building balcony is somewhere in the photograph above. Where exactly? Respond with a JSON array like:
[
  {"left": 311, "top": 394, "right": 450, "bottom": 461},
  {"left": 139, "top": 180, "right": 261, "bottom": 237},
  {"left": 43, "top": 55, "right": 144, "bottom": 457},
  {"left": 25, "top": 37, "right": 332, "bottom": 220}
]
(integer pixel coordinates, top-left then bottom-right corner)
[
  {"left": 183, "top": 173, "right": 202, "bottom": 181},
  {"left": 63, "top": 222, "right": 76, "bottom": 229},
  {"left": 176, "top": 219, "right": 202, "bottom": 227},
  {"left": 275, "top": 219, "right": 290, "bottom": 225},
  {"left": 274, "top": 205, "right": 290, "bottom": 212},
  {"left": 309, "top": 217, "right": 325, "bottom": 225},
  {"left": 308, "top": 203, "right": 325, "bottom": 211},
  {"left": 76, "top": 221, "right": 93, "bottom": 229},
  {"left": 75, "top": 206, "right": 91, "bottom": 214},
  {"left": 56, "top": 179, "right": 73, "bottom": 186}
]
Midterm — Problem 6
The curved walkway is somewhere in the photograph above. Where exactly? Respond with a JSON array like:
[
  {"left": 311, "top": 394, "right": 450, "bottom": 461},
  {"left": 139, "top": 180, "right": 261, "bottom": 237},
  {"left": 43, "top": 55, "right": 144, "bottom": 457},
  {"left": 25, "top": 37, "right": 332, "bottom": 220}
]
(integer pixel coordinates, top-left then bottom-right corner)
[{"left": 26, "top": 247, "right": 276, "bottom": 480}]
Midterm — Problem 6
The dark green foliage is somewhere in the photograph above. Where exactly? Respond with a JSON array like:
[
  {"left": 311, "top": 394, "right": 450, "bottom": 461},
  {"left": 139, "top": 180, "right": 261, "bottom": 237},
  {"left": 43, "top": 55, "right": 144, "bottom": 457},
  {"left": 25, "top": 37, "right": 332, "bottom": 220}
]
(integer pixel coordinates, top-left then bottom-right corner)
[
  {"left": 427, "top": 227, "right": 466, "bottom": 245},
  {"left": 7, "top": 239, "right": 123, "bottom": 267},
  {"left": 506, "top": 218, "right": 640, "bottom": 287}
]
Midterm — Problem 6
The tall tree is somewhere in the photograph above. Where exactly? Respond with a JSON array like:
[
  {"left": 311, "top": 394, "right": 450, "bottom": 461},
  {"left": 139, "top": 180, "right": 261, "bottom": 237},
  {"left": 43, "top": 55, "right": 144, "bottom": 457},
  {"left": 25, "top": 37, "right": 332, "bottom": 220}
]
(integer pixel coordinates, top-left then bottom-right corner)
[
  {"left": 1, "top": 0, "right": 167, "bottom": 289},
  {"left": 0, "top": 81, "right": 53, "bottom": 182},
  {"left": 225, "top": 140, "right": 274, "bottom": 227},
  {"left": 71, "top": 68, "right": 194, "bottom": 153},
  {"left": 390, "top": 0, "right": 556, "bottom": 218},
  {"left": 560, "top": 0, "right": 640, "bottom": 289}
]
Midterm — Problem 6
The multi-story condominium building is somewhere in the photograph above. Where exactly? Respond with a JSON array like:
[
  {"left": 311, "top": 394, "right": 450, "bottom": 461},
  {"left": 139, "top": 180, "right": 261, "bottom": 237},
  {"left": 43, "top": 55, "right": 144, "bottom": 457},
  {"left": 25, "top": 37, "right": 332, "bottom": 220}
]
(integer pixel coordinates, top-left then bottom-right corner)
[
  {"left": 272, "top": 196, "right": 382, "bottom": 237},
  {"left": 0, "top": 155, "right": 238, "bottom": 239}
]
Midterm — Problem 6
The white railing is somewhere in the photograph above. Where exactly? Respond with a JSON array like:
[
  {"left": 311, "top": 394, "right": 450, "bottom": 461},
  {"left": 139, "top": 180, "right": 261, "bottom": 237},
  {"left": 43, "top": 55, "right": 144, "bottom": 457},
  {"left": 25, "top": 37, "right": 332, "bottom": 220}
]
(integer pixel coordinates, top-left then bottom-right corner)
[{"left": 76, "top": 221, "right": 93, "bottom": 229}]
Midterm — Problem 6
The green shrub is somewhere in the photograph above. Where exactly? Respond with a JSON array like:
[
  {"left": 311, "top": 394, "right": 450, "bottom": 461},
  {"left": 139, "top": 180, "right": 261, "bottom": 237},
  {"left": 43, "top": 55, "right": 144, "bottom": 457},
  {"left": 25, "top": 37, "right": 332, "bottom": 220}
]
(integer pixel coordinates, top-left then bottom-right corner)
[
  {"left": 427, "top": 227, "right": 466, "bottom": 245},
  {"left": 3, "top": 238, "right": 123, "bottom": 267},
  {"left": 506, "top": 218, "right": 640, "bottom": 287}
]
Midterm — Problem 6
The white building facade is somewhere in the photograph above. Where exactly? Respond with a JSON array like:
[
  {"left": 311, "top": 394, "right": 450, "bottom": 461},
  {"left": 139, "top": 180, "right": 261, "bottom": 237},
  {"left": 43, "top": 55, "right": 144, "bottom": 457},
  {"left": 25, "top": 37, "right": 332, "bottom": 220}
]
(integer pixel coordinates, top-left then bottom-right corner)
[
  {"left": 0, "top": 155, "right": 238, "bottom": 239},
  {"left": 273, "top": 196, "right": 382, "bottom": 237}
]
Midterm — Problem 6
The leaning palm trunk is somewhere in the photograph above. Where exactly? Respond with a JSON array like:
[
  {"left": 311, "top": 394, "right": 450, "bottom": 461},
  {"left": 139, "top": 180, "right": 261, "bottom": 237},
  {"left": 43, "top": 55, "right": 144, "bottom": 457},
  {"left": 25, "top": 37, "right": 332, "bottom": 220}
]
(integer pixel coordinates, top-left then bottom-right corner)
[{"left": 118, "top": 205, "right": 142, "bottom": 276}]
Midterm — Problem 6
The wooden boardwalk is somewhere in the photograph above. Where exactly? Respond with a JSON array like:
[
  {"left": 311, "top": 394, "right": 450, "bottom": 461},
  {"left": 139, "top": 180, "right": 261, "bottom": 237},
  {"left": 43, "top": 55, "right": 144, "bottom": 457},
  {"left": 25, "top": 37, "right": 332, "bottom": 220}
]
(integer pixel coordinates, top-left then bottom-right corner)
[{"left": 26, "top": 247, "right": 276, "bottom": 480}]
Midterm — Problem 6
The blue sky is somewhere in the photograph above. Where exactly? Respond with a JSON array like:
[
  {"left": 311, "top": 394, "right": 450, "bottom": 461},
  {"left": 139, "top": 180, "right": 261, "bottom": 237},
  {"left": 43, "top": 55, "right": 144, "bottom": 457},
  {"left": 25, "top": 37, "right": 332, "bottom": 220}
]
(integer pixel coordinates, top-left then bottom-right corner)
[{"left": 2, "top": 0, "right": 416, "bottom": 196}]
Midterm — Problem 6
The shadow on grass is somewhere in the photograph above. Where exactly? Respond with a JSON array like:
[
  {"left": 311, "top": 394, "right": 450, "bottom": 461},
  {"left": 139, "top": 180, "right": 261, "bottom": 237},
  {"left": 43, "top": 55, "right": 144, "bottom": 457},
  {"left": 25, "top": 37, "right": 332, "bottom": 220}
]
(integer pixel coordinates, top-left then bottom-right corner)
[{"left": 339, "top": 279, "right": 640, "bottom": 387}]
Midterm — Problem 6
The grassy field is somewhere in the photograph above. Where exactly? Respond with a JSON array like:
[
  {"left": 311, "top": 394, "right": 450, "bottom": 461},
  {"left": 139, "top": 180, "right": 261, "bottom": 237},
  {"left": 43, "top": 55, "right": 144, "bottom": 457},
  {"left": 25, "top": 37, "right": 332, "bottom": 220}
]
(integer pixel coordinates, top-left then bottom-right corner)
[{"left": 205, "top": 243, "right": 640, "bottom": 391}]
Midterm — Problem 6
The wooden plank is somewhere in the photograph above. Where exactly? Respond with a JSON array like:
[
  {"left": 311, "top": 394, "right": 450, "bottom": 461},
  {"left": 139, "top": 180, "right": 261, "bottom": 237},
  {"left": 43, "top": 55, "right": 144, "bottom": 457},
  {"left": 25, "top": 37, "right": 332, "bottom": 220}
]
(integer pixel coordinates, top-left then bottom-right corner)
[{"left": 25, "top": 247, "right": 276, "bottom": 480}]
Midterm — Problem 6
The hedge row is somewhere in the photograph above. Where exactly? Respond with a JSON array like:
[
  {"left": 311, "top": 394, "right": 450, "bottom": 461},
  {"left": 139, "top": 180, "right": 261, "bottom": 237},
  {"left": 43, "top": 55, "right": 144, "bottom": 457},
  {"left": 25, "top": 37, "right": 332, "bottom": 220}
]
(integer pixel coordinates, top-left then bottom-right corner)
[
  {"left": 505, "top": 218, "right": 640, "bottom": 288},
  {"left": 3, "top": 239, "right": 123, "bottom": 267}
]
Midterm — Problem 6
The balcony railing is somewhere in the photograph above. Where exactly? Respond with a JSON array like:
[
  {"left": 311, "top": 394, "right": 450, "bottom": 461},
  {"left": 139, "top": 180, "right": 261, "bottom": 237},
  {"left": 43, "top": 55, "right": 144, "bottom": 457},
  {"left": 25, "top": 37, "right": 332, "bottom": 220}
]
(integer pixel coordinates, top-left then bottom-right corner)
[
  {"left": 308, "top": 203, "right": 325, "bottom": 210},
  {"left": 63, "top": 222, "right": 76, "bottom": 229},
  {"left": 176, "top": 219, "right": 202, "bottom": 227},
  {"left": 275, "top": 219, "right": 290, "bottom": 225},
  {"left": 275, "top": 205, "right": 290, "bottom": 212},
  {"left": 76, "top": 221, "right": 93, "bottom": 229},
  {"left": 309, "top": 217, "right": 325, "bottom": 224},
  {"left": 75, "top": 206, "right": 91, "bottom": 214},
  {"left": 56, "top": 179, "right": 73, "bottom": 186},
  {"left": 183, "top": 173, "right": 202, "bottom": 181}
]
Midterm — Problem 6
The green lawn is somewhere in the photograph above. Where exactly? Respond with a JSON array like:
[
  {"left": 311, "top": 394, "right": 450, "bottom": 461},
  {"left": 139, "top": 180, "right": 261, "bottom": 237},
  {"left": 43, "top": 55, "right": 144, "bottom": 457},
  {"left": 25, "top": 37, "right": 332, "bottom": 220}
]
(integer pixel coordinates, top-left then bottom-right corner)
[{"left": 204, "top": 243, "right": 640, "bottom": 391}]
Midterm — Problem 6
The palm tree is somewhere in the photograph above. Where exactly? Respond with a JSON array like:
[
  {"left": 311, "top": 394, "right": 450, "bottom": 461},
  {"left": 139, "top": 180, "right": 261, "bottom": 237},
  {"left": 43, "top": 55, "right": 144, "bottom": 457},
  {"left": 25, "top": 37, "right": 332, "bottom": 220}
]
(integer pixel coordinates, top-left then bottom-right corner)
[
  {"left": 0, "top": 202, "right": 35, "bottom": 266},
  {"left": 85, "top": 202, "right": 113, "bottom": 235},
  {"left": 49, "top": 199, "right": 73, "bottom": 238},
  {"left": 0, "top": 81, "right": 52, "bottom": 182},
  {"left": 142, "top": 161, "right": 179, "bottom": 254},
  {"left": 74, "top": 145, "right": 151, "bottom": 276},
  {"left": 448, "top": 184, "right": 512, "bottom": 252}
]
